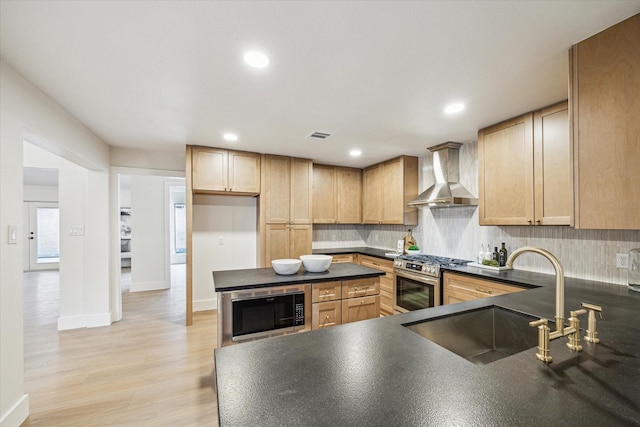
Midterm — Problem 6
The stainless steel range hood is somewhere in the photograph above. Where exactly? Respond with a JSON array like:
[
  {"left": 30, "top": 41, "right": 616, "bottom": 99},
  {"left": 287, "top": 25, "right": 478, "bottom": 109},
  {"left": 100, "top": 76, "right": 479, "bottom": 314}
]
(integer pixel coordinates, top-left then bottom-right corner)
[{"left": 408, "top": 142, "right": 477, "bottom": 208}]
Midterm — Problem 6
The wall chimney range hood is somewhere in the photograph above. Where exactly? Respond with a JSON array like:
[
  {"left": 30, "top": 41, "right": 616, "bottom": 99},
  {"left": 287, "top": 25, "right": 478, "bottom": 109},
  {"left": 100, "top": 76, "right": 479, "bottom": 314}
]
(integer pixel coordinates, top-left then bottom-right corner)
[{"left": 408, "top": 142, "right": 478, "bottom": 208}]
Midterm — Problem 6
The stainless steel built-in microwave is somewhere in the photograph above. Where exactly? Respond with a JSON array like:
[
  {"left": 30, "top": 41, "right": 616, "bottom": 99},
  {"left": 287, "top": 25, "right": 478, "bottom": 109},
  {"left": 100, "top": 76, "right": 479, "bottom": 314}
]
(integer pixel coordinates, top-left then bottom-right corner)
[{"left": 218, "top": 284, "right": 311, "bottom": 347}]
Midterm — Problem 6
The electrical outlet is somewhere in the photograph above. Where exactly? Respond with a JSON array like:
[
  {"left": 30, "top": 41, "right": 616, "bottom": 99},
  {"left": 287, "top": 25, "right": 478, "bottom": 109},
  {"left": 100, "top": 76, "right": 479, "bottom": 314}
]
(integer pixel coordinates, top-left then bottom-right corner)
[
  {"left": 616, "top": 253, "right": 629, "bottom": 268},
  {"left": 218, "top": 236, "right": 224, "bottom": 245}
]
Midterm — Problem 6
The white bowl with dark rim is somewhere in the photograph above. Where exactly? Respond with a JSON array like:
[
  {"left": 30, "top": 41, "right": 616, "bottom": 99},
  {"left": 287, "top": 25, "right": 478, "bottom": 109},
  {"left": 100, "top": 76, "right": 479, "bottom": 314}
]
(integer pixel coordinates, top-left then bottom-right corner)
[
  {"left": 271, "top": 259, "right": 302, "bottom": 275},
  {"left": 300, "top": 254, "right": 333, "bottom": 273}
]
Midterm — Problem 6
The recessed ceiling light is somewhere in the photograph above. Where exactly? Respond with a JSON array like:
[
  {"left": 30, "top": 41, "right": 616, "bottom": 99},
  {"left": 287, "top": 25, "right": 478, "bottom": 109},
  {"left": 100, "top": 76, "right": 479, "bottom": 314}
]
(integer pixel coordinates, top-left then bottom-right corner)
[
  {"left": 223, "top": 133, "right": 238, "bottom": 142},
  {"left": 444, "top": 103, "right": 465, "bottom": 114},
  {"left": 243, "top": 51, "right": 269, "bottom": 68},
  {"left": 349, "top": 149, "right": 362, "bottom": 157}
]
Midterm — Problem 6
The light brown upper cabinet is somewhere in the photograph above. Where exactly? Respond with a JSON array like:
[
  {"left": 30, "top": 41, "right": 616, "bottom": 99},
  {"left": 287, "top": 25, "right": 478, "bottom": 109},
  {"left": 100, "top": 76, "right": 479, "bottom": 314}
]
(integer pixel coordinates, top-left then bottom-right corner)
[
  {"left": 478, "top": 101, "right": 571, "bottom": 226},
  {"left": 363, "top": 156, "right": 418, "bottom": 225},
  {"left": 570, "top": 13, "right": 640, "bottom": 230},
  {"left": 191, "top": 146, "right": 260, "bottom": 195},
  {"left": 260, "top": 155, "right": 313, "bottom": 266},
  {"left": 263, "top": 155, "right": 313, "bottom": 224},
  {"left": 313, "top": 165, "right": 362, "bottom": 224}
]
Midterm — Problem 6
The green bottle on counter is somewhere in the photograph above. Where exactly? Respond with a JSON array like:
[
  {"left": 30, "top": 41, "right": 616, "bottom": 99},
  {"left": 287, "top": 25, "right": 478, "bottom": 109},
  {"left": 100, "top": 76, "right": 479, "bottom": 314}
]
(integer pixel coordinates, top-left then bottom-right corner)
[{"left": 498, "top": 243, "right": 508, "bottom": 267}]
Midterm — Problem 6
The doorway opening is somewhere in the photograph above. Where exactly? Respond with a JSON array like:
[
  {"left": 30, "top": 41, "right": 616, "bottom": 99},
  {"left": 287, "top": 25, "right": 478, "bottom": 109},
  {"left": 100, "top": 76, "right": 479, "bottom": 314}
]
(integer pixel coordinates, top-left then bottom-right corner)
[{"left": 117, "top": 173, "right": 186, "bottom": 323}]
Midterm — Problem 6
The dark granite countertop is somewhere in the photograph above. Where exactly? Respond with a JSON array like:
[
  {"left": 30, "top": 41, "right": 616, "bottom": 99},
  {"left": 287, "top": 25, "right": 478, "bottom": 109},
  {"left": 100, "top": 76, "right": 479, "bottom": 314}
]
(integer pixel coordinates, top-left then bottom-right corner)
[
  {"left": 215, "top": 268, "right": 640, "bottom": 426},
  {"left": 213, "top": 262, "right": 385, "bottom": 292}
]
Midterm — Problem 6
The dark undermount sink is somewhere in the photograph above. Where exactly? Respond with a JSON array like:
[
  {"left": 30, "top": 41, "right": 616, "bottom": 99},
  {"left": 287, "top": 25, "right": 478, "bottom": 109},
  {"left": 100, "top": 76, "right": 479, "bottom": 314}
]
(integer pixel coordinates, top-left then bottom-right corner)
[{"left": 404, "top": 305, "right": 551, "bottom": 365}]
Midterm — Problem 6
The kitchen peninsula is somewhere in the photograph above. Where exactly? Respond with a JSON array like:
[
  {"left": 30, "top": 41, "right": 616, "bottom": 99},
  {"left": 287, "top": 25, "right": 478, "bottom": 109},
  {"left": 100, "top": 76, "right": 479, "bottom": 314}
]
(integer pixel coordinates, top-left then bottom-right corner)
[
  {"left": 214, "top": 269, "right": 640, "bottom": 426},
  {"left": 213, "top": 262, "right": 385, "bottom": 347}
]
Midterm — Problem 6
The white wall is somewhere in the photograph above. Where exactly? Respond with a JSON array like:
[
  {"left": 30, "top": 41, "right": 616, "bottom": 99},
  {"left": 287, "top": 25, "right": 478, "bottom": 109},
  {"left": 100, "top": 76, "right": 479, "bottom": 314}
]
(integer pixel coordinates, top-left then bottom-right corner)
[
  {"left": 130, "top": 175, "right": 170, "bottom": 292},
  {"left": 193, "top": 195, "right": 257, "bottom": 311},
  {"left": 1, "top": 60, "right": 110, "bottom": 427},
  {"left": 111, "top": 146, "right": 185, "bottom": 172},
  {"left": 23, "top": 185, "right": 58, "bottom": 202}
]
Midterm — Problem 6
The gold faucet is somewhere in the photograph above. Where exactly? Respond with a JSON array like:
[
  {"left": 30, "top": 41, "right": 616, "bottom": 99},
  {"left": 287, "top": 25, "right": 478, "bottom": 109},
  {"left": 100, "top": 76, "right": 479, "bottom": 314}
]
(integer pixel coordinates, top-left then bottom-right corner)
[{"left": 506, "top": 246, "right": 602, "bottom": 363}]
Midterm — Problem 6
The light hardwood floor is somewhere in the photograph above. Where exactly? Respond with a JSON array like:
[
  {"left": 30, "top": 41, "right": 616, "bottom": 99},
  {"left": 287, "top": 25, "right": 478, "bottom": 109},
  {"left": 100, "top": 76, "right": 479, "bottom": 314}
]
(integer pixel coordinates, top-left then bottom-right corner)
[{"left": 21, "top": 266, "right": 219, "bottom": 426}]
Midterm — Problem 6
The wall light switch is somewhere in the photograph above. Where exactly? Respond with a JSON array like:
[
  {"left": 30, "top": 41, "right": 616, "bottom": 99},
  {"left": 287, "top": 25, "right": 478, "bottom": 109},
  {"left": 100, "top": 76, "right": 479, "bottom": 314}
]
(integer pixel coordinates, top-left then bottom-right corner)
[{"left": 8, "top": 225, "right": 17, "bottom": 244}]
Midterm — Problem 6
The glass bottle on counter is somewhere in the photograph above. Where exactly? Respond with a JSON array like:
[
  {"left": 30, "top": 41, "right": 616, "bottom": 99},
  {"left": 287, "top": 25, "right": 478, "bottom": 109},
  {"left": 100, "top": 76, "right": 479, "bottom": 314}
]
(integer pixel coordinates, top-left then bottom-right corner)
[
  {"left": 492, "top": 247, "right": 499, "bottom": 262},
  {"left": 478, "top": 244, "right": 485, "bottom": 263},
  {"left": 498, "top": 243, "right": 508, "bottom": 267},
  {"left": 484, "top": 244, "right": 492, "bottom": 261}
]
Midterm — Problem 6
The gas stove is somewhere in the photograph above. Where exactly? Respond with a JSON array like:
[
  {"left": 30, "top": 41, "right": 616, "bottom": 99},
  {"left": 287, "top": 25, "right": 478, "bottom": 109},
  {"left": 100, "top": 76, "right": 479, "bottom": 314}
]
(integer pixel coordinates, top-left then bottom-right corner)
[{"left": 393, "top": 254, "right": 471, "bottom": 278}]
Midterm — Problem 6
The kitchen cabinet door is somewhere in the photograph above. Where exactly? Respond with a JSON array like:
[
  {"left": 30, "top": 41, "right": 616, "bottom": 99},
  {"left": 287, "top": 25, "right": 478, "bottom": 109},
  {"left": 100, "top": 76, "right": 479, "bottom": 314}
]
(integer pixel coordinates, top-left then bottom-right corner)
[
  {"left": 381, "top": 157, "right": 405, "bottom": 223},
  {"left": 336, "top": 167, "right": 362, "bottom": 223},
  {"left": 534, "top": 102, "right": 571, "bottom": 225},
  {"left": 263, "top": 155, "right": 292, "bottom": 223},
  {"left": 312, "top": 164, "right": 336, "bottom": 223},
  {"left": 289, "top": 224, "right": 312, "bottom": 260},
  {"left": 264, "top": 224, "right": 290, "bottom": 262},
  {"left": 479, "top": 113, "right": 534, "bottom": 225},
  {"left": 312, "top": 301, "right": 342, "bottom": 330},
  {"left": 342, "top": 295, "right": 380, "bottom": 323},
  {"left": 362, "top": 164, "right": 382, "bottom": 224},
  {"left": 571, "top": 13, "right": 640, "bottom": 230},
  {"left": 192, "top": 147, "right": 227, "bottom": 192},
  {"left": 228, "top": 150, "right": 261, "bottom": 194},
  {"left": 290, "top": 158, "right": 313, "bottom": 224}
]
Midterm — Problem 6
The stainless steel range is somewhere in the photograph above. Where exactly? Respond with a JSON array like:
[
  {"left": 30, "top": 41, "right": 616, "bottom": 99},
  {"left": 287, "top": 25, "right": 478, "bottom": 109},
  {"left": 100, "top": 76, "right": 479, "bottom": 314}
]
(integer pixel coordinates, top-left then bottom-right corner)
[{"left": 393, "top": 254, "right": 470, "bottom": 312}]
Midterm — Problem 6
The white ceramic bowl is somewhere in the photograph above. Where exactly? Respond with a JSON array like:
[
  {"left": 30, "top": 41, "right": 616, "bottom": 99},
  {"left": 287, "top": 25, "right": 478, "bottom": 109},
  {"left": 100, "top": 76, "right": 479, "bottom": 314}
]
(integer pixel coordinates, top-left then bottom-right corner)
[
  {"left": 300, "top": 254, "right": 333, "bottom": 273},
  {"left": 271, "top": 259, "right": 302, "bottom": 275}
]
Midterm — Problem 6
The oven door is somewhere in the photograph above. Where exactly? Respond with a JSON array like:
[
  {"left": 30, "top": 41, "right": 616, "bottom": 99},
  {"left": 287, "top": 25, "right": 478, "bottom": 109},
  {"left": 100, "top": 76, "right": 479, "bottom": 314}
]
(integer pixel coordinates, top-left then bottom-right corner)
[{"left": 394, "top": 269, "right": 439, "bottom": 313}]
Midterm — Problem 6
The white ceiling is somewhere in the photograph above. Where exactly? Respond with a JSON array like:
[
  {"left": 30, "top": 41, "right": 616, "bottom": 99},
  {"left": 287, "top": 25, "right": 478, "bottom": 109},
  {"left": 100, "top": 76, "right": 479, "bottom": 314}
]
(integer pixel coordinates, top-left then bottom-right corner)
[{"left": 2, "top": 1, "right": 639, "bottom": 168}]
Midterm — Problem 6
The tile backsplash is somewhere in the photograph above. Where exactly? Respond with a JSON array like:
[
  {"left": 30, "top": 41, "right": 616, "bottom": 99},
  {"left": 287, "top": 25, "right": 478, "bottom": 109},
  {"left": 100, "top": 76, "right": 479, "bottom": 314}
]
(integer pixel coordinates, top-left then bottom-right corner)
[{"left": 314, "top": 141, "right": 640, "bottom": 286}]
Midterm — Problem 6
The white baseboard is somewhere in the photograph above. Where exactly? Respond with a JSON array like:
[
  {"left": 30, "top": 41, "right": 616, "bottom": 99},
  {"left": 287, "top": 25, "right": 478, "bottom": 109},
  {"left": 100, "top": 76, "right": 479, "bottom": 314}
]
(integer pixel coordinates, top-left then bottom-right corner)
[
  {"left": 85, "top": 312, "right": 112, "bottom": 328},
  {"left": 58, "top": 312, "right": 111, "bottom": 330},
  {"left": 193, "top": 297, "right": 217, "bottom": 312},
  {"left": 0, "top": 393, "right": 29, "bottom": 427},
  {"left": 58, "top": 315, "right": 87, "bottom": 330},
  {"left": 130, "top": 280, "right": 169, "bottom": 292}
]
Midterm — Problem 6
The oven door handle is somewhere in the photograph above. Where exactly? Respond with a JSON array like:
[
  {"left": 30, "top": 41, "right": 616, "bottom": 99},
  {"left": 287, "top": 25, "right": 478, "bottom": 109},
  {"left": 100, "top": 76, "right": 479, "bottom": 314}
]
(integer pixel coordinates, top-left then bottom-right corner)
[{"left": 394, "top": 269, "right": 438, "bottom": 284}]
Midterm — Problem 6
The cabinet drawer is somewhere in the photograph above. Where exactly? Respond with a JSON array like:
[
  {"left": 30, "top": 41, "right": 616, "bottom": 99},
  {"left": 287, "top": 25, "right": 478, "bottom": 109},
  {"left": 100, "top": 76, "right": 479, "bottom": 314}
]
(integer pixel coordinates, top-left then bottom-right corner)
[
  {"left": 443, "top": 272, "right": 525, "bottom": 304},
  {"left": 331, "top": 254, "right": 355, "bottom": 264},
  {"left": 359, "top": 255, "right": 394, "bottom": 273},
  {"left": 342, "top": 278, "right": 379, "bottom": 299},
  {"left": 342, "top": 295, "right": 380, "bottom": 323},
  {"left": 312, "top": 281, "right": 342, "bottom": 302},
  {"left": 312, "top": 301, "right": 342, "bottom": 330},
  {"left": 379, "top": 289, "right": 395, "bottom": 316}
]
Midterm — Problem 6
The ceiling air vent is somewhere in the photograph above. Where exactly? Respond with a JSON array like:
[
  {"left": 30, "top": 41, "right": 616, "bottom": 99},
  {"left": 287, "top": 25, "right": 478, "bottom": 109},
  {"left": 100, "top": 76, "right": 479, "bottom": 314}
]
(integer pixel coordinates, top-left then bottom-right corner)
[{"left": 307, "top": 132, "right": 332, "bottom": 139}]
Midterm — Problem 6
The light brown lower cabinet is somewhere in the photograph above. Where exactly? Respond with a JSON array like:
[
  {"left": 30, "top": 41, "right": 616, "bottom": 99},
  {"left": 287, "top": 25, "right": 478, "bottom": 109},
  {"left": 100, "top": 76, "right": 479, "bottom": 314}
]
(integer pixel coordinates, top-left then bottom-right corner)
[
  {"left": 342, "top": 295, "right": 380, "bottom": 323},
  {"left": 359, "top": 255, "right": 396, "bottom": 316},
  {"left": 331, "top": 254, "right": 357, "bottom": 264},
  {"left": 312, "top": 301, "right": 342, "bottom": 329},
  {"left": 311, "top": 277, "right": 380, "bottom": 330},
  {"left": 442, "top": 272, "right": 525, "bottom": 305}
]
